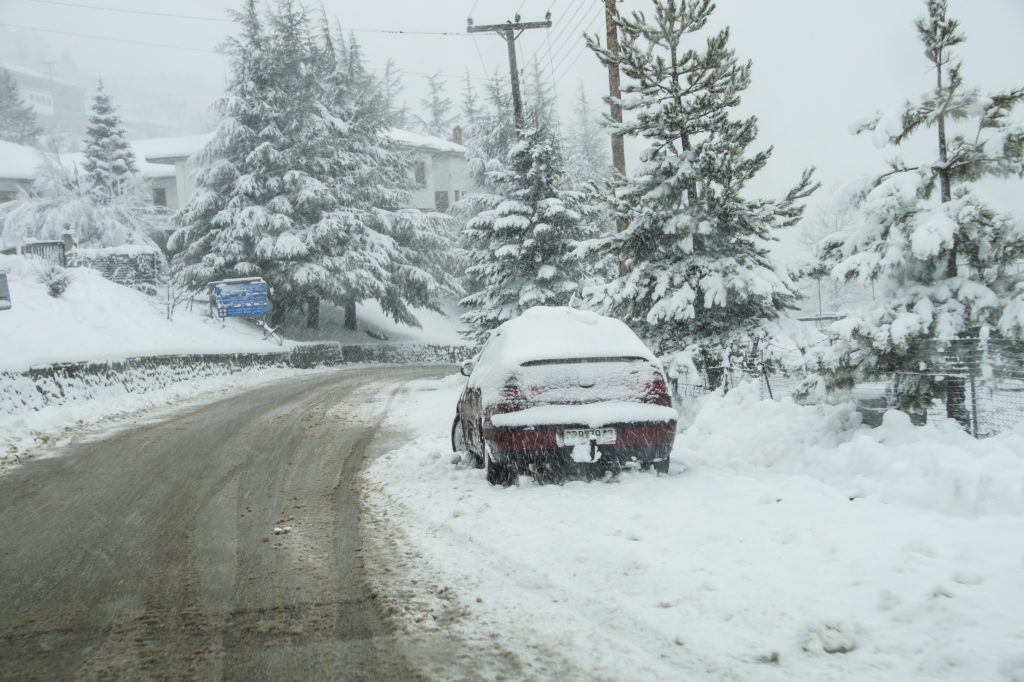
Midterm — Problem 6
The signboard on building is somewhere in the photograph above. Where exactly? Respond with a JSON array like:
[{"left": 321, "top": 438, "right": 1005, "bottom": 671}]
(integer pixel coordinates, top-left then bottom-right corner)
[{"left": 211, "top": 278, "right": 268, "bottom": 318}]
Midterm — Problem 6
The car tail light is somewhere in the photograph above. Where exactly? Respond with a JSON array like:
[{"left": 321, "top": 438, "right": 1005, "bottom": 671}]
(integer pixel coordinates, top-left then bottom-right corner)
[
  {"left": 495, "top": 374, "right": 541, "bottom": 413},
  {"left": 642, "top": 374, "right": 672, "bottom": 406}
]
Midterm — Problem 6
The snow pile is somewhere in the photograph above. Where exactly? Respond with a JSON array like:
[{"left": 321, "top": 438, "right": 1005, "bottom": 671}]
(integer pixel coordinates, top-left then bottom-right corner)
[
  {"left": 679, "top": 382, "right": 1024, "bottom": 517},
  {"left": 0, "top": 254, "right": 290, "bottom": 372},
  {"left": 363, "top": 376, "right": 1024, "bottom": 682}
]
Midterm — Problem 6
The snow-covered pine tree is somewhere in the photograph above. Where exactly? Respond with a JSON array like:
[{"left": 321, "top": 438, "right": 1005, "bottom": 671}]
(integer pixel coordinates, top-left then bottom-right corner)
[
  {"left": 381, "top": 60, "right": 408, "bottom": 128},
  {"left": 460, "top": 125, "right": 593, "bottom": 342},
  {"left": 805, "top": 0, "right": 1024, "bottom": 423},
  {"left": 584, "top": 0, "right": 815, "bottom": 382},
  {"left": 524, "top": 60, "right": 558, "bottom": 132},
  {"left": 0, "top": 68, "right": 41, "bottom": 145},
  {"left": 415, "top": 73, "right": 455, "bottom": 139},
  {"left": 171, "top": 0, "right": 457, "bottom": 330},
  {"left": 82, "top": 82, "right": 139, "bottom": 205},
  {"left": 323, "top": 30, "right": 460, "bottom": 328},
  {"left": 563, "top": 82, "right": 611, "bottom": 191}
]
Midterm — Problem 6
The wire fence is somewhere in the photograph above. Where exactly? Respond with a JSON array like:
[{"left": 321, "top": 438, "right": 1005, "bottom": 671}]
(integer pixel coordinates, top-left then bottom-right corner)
[{"left": 670, "top": 337, "right": 1024, "bottom": 439}]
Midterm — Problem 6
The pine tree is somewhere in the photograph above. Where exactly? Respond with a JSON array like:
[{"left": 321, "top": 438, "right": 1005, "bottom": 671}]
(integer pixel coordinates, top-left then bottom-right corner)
[
  {"left": 524, "top": 60, "right": 557, "bottom": 132},
  {"left": 0, "top": 68, "right": 41, "bottom": 145},
  {"left": 563, "top": 82, "right": 611, "bottom": 191},
  {"left": 805, "top": 0, "right": 1024, "bottom": 422},
  {"left": 82, "top": 82, "right": 139, "bottom": 205},
  {"left": 416, "top": 73, "right": 455, "bottom": 138},
  {"left": 170, "top": 0, "right": 458, "bottom": 330},
  {"left": 585, "top": 0, "right": 815, "bottom": 381},
  {"left": 460, "top": 125, "right": 594, "bottom": 342}
]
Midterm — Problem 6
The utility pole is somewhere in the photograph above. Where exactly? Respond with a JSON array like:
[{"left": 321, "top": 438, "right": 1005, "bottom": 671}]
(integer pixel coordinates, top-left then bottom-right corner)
[
  {"left": 467, "top": 13, "right": 552, "bottom": 130},
  {"left": 604, "top": 0, "right": 625, "bottom": 189},
  {"left": 604, "top": 0, "right": 629, "bottom": 278}
]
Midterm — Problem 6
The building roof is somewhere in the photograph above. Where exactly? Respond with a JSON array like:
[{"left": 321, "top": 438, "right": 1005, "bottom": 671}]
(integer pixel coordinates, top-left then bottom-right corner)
[
  {"left": 0, "top": 141, "right": 44, "bottom": 180},
  {"left": 140, "top": 128, "right": 466, "bottom": 165},
  {"left": 1, "top": 63, "right": 81, "bottom": 90},
  {"left": 386, "top": 128, "right": 466, "bottom": 154}
]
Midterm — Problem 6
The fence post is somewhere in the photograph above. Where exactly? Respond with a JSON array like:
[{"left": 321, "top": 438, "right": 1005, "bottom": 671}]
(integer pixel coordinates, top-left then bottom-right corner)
[{"left": 969, "top": 371, "right": 979, "bottom": 439}]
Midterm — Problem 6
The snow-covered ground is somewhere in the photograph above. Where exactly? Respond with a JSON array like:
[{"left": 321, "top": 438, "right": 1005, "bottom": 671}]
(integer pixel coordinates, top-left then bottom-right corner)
[
  {"left": 0, "top": 254, "right": 293, "bottom": 372},
  {"left": 363, "top": 376, "right": 1024, "bottom": 682}
]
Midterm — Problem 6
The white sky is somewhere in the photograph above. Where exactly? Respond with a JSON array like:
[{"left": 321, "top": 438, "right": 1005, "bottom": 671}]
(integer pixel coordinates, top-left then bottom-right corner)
[{"left": 2, "top": 0, "right": 1023, "bottom": 249}]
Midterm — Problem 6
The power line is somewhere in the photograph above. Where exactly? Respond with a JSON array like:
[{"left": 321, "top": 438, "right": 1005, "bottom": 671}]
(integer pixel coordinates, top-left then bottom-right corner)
[
  {"left": 548, "top": 0, "right": 600, "bottom": 71},
  {"left": 20, "top": 0, "right": 229, "bottom": 22},
  {"left": 544, "top": 0, "right": 591, "bottom": 66},
  {"left": 11, "top": 1, "right": 468, "bottom": 36},
  {"left": 0, "top": 21, "right": 220, "bottom": 53},
  {"left": 551, "top": 3, "right": 602, "bottom": 78}
]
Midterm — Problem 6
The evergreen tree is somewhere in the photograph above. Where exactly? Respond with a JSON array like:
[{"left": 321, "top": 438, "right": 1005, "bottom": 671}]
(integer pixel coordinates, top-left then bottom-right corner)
[
  {"left": 563, "top": 82, "right": 611, "bottom": 191},
  {"left": 804, "top": 0, "right": 1024, "bottom": 422},
  {"left": 416, "top": 73, "right": 455, "bottom": 139},
  {"left": 460, "top": 125, "right": 594, "bottom": 342},
  {"left": 524, "top": 60, "right": 558, "bottom": 132},
  {"left": 170, "top": 0, "right": 458, "bottom": 329},
  {"left": 381, "top": 60, "right": 408, "bottom": 128},
  {"left": 0, "top": 68, "right": 41, "bottom": 145},
  {"left": 82, "top": 81, "right": 138, "bottom": 205},
  {"left": 585, "top": 0, "right": 815, "bottom": 381}
]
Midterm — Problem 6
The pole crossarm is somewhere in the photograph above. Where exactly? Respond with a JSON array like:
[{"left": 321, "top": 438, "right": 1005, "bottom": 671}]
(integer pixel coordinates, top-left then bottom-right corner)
[{"left": 466, "top": 13, "right": 552, "bottom": 130}]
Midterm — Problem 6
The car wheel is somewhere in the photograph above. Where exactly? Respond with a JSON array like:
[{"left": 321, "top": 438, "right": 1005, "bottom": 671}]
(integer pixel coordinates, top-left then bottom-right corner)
[
  {"left": 653, "top": 455, "right": 670, "bottom": 474},
  {"left": 485, "top": 447, "right": 516, "bottom": 486},
  {"left": 451, "top": 415, "right": 466, "bottom": 452}
]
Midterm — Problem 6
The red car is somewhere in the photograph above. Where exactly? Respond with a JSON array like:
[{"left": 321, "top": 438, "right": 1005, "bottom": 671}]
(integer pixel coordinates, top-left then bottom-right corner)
[{"left": 452, "top": 307, "right": 678, "bottom": 485}]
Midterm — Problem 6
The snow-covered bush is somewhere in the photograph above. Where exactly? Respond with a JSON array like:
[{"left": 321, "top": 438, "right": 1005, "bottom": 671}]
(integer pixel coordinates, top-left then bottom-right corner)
[{"left": 35, "top": 262, "right": 69, "bottom": 298}]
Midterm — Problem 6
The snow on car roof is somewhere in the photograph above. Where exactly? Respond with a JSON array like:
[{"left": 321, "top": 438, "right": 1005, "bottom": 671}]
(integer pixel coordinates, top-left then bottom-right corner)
[{"left": 488, "top": 306, "right": 658, "bottom": 367}]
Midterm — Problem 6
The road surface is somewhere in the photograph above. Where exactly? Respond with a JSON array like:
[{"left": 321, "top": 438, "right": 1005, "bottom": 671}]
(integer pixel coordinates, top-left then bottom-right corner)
[{"left": 0, "top": 365, "right": 449, "bottom": 680}]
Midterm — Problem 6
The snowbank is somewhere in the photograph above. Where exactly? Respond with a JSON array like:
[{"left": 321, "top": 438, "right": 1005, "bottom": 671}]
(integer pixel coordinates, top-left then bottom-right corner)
[
  {"left": 362, "top": 377, "right": 1024, "bottom": 681},
  {"left": 0, "top": 254, "right": 289, "bottom": 372}
]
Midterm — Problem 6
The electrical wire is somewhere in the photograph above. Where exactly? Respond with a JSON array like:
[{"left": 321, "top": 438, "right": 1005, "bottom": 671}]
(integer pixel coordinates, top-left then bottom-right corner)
[
  {"left": 10, "top": 1, "right": 468, "bottom": 36},
  {"left": 547, "top": 0, "right": 600, "bottom": 72},
  {"left": 551, "top": 3, "right": 603, "bottom": 78},
  {"left": 0, "top": 21, "right": 219, "bottom": 53},
  {"left": 544, "top": 0, "right": 592, "bottom": 67}
]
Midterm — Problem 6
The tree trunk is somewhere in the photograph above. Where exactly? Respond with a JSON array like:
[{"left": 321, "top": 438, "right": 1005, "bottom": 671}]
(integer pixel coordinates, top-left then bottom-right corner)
[
  {"left": 306, "top": 296, "right": 319, "bottom": 329},
  {"left": 270, "top": 299, "right": 288, "bottom": 328},
  {"left": 344, "top": 300, "right": 357, "bottom": 331},
  {"left": 935, "top": 59, "right": 969, "bottom": 430}
]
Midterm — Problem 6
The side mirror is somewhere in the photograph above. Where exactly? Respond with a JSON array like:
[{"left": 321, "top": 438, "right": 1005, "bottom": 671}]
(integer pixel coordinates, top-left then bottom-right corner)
[{"left": 460, "top": 360, "right": 475, "bottom": 377}]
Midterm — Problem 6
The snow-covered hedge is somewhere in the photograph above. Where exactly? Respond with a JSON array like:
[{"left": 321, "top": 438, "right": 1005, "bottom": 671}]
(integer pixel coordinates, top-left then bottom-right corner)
[{"left": 0, "top": 343, "right": 464, "bottom": 416}]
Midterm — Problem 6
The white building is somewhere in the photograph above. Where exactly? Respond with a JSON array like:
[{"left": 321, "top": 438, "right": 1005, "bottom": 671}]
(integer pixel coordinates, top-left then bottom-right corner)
[{"left": 139, "top": 128, "right": 472, "bottom": 214}]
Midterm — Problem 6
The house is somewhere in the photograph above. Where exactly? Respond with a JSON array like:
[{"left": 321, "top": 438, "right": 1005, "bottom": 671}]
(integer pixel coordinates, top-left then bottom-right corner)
[
  {"left": 140, "top": 128, "right": 472, "bottom": 214},
  {"left": 2, "top": 63, "right": 86, "bottom": 144}
]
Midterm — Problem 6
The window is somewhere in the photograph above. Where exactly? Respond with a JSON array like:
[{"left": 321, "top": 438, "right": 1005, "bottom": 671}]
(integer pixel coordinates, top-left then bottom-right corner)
[
  {"left": 434, "top": 190, "right": 450, "bottom": 212},
  {"left": 453, "top": 190, "right": 465, "bottom": 203},
  {"left": 414, "top": 161, "right": 426, "bottom": 187},
  {"left": 152, "top": 187, "right": 167, "bottom": 207}
]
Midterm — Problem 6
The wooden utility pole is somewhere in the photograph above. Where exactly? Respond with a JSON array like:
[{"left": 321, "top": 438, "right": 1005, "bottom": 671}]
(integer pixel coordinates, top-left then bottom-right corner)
[
  {"left": 604, "top": 0, "right": 626, "bottom": 188},
  {"left": 467, "top": 13, "right": 552, "bottom": 130},
  {"left": 604, "top": 0, "right": 629, "bottom": 278}
]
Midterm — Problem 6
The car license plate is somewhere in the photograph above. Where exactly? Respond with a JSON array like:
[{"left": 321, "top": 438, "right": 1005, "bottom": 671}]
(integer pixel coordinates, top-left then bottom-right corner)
[{"left": 561, "top": 428, "right": 616, "bottom": 446}]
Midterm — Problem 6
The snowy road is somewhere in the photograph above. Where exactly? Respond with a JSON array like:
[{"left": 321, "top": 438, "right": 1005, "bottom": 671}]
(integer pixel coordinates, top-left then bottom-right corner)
[{"left": 0, "top": 365, "right": 448, "bottom": 680}]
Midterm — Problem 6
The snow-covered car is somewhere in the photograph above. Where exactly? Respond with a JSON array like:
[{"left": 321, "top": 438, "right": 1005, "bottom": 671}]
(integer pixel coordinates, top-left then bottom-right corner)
[{"left": 452, "top": 306, "right": 678, "bottom": 485}]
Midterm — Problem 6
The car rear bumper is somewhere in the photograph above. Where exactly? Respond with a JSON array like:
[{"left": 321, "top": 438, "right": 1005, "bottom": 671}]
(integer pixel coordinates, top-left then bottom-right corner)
[{"left": 483, "top": 421, "right": 677, "bottom": 455}]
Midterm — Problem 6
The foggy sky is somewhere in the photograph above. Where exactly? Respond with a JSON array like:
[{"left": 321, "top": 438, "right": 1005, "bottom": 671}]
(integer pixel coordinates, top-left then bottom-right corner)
[{"left": 2, "top": 0, "right": 1022, "bottom": 256}]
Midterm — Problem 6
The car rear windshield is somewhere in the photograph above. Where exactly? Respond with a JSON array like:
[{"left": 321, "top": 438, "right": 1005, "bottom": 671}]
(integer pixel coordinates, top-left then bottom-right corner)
[{"left": 510, "top": 357, "right": 663, "bottom": 405}]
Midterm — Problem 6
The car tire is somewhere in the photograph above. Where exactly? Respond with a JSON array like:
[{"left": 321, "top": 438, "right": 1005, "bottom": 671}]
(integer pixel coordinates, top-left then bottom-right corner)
[
  {"left": 653, "top": 454, "right": 670, "bottom": 474},
  {"left": 485, "top": 447, "right": 516, "bottom": 486},
  {"left": 451, "top": 415, "right": 466, "bottom": 452}
]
